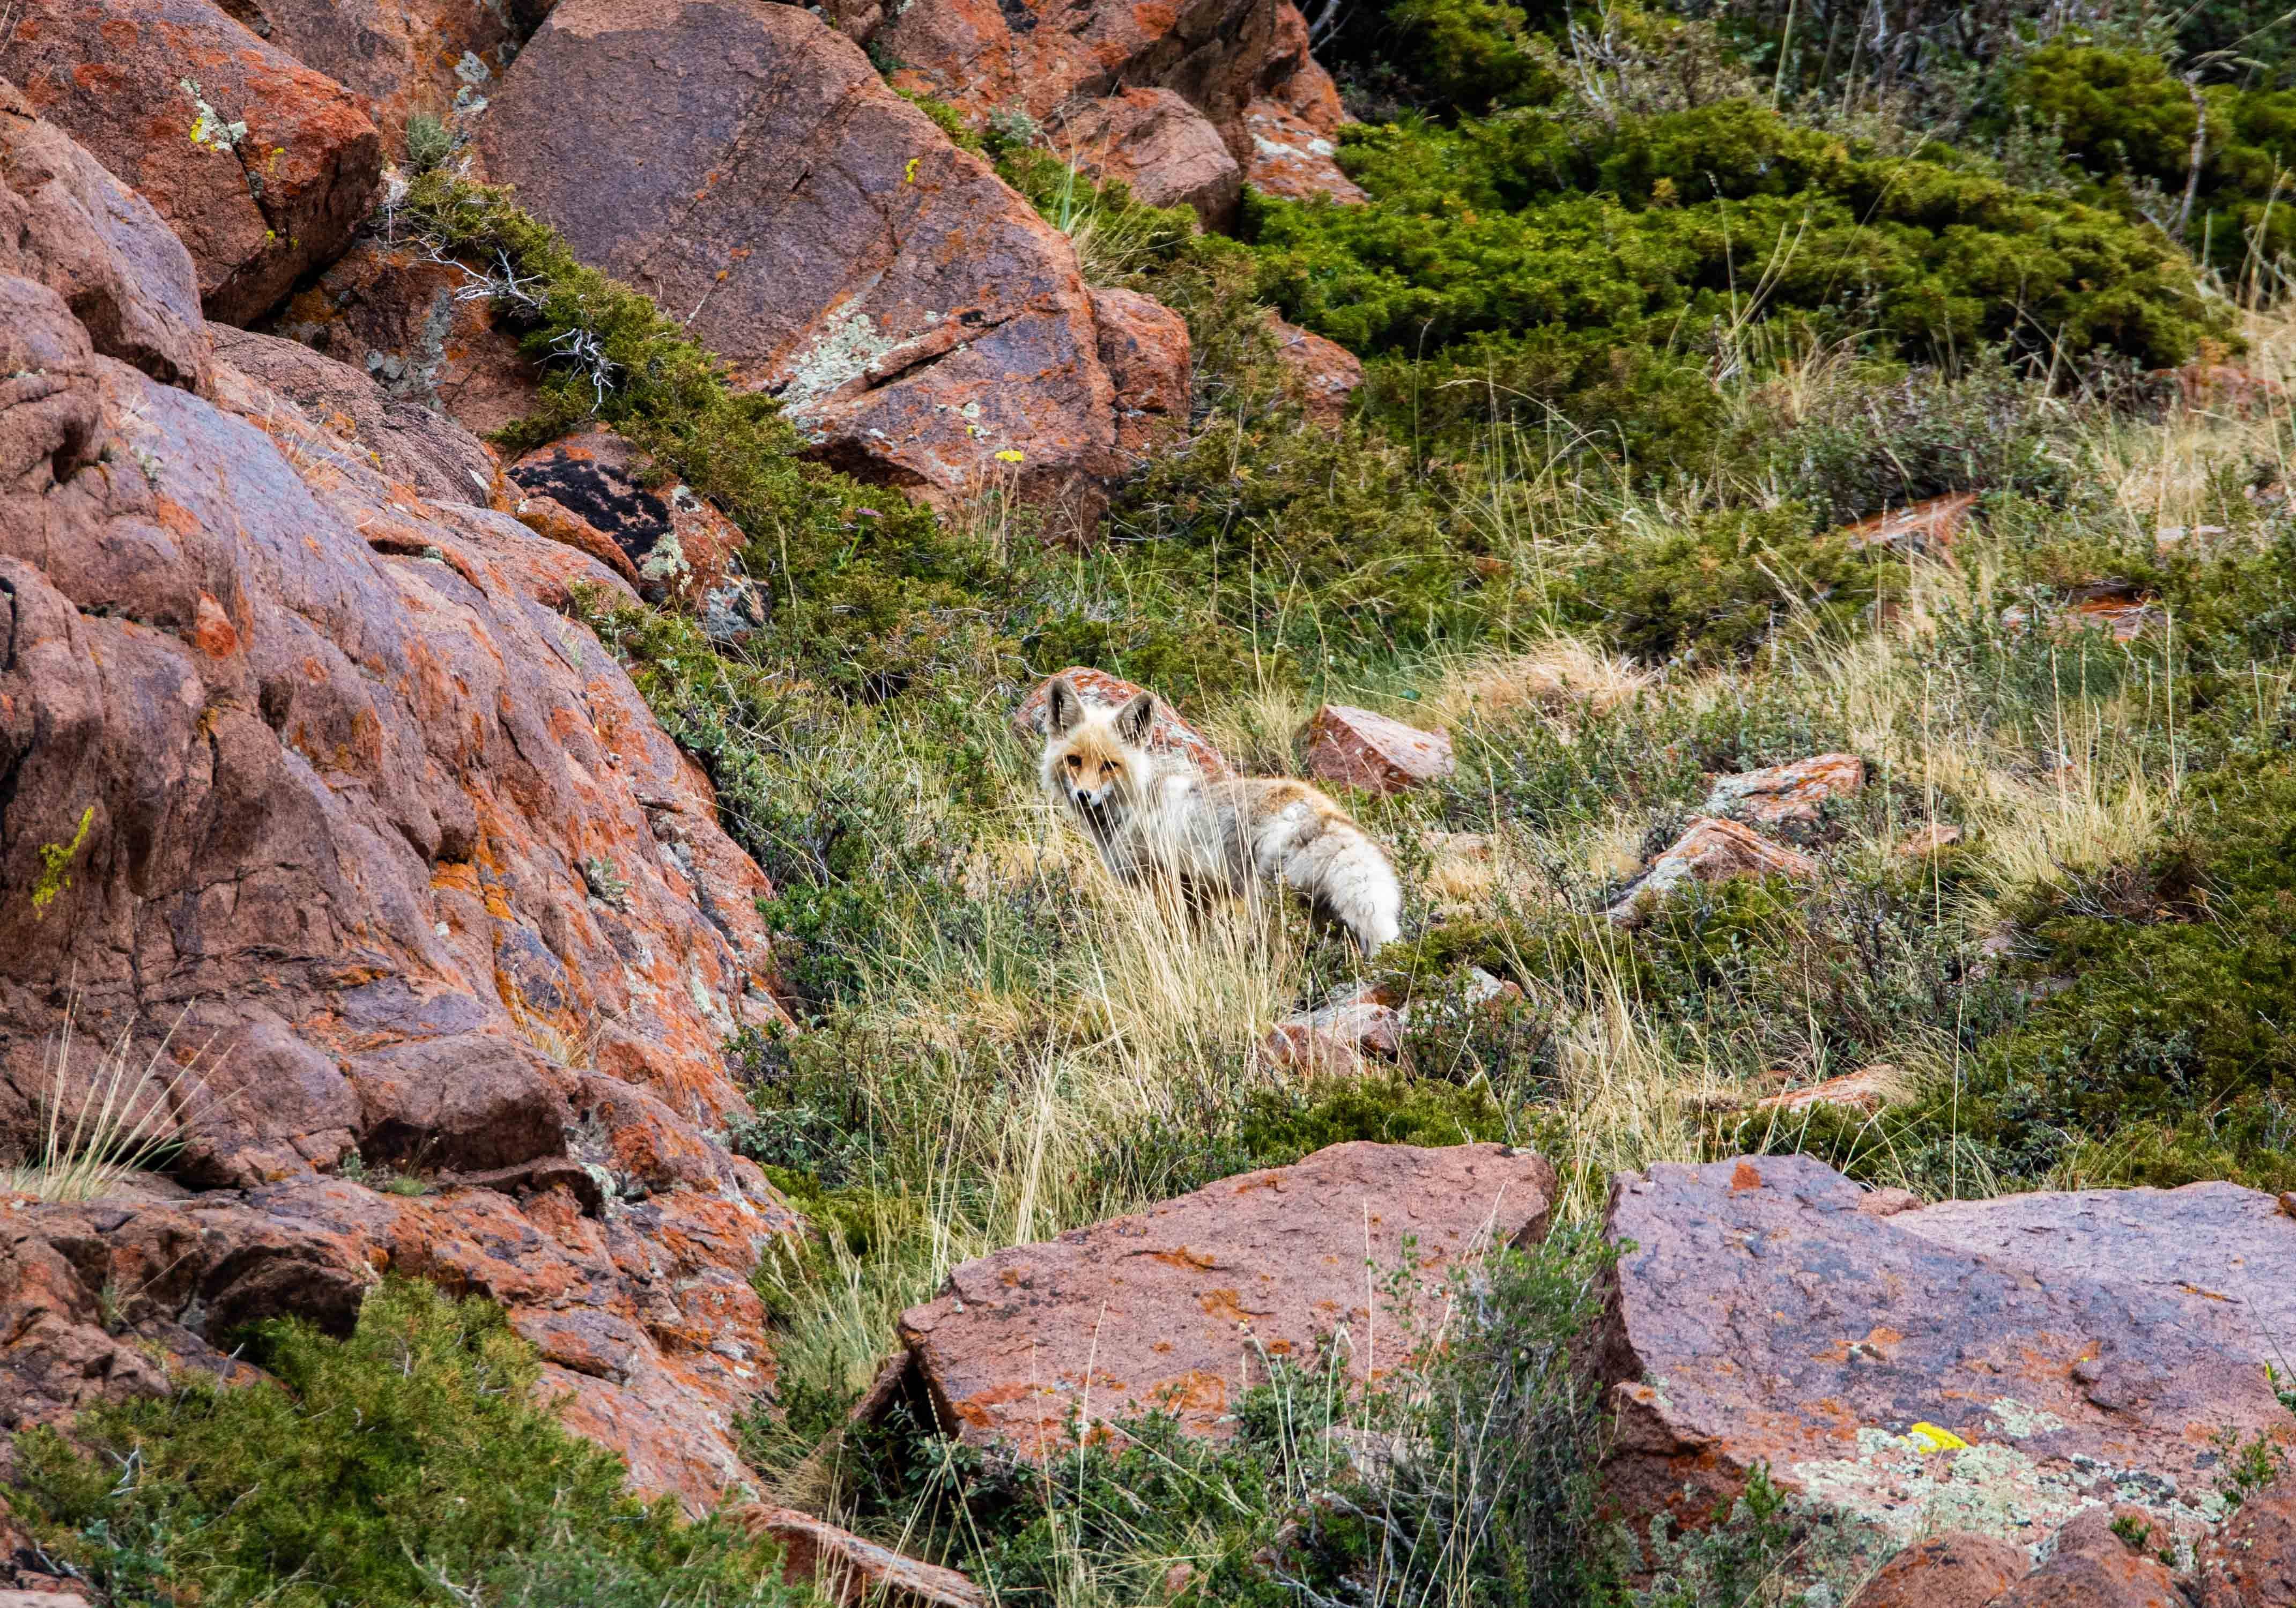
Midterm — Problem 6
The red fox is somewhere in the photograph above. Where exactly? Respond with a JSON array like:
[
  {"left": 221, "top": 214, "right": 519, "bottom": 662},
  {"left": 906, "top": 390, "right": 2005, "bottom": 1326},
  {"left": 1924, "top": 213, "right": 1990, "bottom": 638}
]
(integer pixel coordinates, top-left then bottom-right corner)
[{"left": 1036, "top": 677, "right": 1404, "bottom": 954}]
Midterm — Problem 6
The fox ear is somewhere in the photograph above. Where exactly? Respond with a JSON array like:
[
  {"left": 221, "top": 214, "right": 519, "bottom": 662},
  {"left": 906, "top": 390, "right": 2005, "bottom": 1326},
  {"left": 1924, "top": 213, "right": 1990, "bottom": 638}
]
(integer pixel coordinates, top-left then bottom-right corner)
[
  {"left": 1115, "top": 691, "right": 1155, "bottom": 746},
  {"left": 1046, "top": 677, "right": 1084, "bottom": 735}
]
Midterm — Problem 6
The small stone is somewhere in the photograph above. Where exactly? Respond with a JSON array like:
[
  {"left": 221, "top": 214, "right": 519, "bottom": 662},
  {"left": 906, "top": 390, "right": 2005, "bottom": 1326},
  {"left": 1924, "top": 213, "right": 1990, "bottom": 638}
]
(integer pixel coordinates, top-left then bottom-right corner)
[
  {"left": 1302, "top": 704, "right": 1454, "bottom": 794},
  {"left": 1267, "top": 314, "right": 1363, "bottom": 429},
  {"left": 1898, "top": 822, "right": 1964, "bottom": 857},
  {"left": 1702, "top": 753, "right": 1865, "bottom": 832},
  {"left": 1839, "top": 492, "right": 1979, "bottom": 555},
  {"left": 1608, "top": 817, "right": 1820, "bottom": 924}
]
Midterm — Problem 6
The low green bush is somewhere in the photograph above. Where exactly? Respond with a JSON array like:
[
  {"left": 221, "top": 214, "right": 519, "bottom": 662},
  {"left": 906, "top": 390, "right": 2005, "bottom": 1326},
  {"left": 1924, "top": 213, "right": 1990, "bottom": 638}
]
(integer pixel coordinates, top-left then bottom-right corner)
[{"left": 9, "top": 1279, "right": 799, "bottom": 1608}]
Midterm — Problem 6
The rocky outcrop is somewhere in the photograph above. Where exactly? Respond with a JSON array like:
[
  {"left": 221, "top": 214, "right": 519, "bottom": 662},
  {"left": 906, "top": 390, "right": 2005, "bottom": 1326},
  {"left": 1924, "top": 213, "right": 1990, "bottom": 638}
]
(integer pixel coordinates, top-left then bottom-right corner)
[
  {"left": 1702, "top": 752, "right": 1865, "bottom": 835},
  {"left": 1057, "top": 88, "right": 1243, "bottom": 229},
  {"left": 1600, "top": 1157, "right": 2293, "bottom": 1573},
  {"left": 2195, "top": 1484, "right": 2296, "bottom": 1607},
  {"left": 476, "top": 0, "right": 1123, "bottom": 518},
  {"left": 0, "top": 84, "right": 211, "bottom": 391},
  {"left": 507, "top": 432, "right": 766, "bottom": 640},
  {"left": 0, "top": 93, "right": 797, "bottom": 1509},
  {"left": 1089, "top": 286, "right": 1195, "bottom": 461},
  {"left": 206, "top": 322, "right": 503, "bottom": 507},
  {"left": 2, "top": 0, "right": 384, "bottom": 323},
  {"left": 1303, "top": 704, "right": 1455, "bottom": 794},
  {"left": 1892, "top": 1181, "right": 2296, "bottom": 1373},
  {"left": 268, "top": 238, "right": 544, "bottom": 436},
  {"left": 216, "top": 0, "right": 556, "bottom": 150},
  {"left": 856, "top": 0, "right": 1358, "bottom": 218},
  {"left": 898, "top": 1142, "right": 1557, "bottom": 1460},
  {"left": 1011, "top": 667, "right": 1234, "bottom": 778}
]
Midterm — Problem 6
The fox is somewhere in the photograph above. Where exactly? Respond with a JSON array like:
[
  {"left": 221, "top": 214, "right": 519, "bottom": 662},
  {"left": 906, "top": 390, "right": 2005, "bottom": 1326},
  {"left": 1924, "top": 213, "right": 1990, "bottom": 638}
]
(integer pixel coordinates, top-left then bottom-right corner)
[{"left": 1037, "top": 677, "right": 1404, "bottom": 954}]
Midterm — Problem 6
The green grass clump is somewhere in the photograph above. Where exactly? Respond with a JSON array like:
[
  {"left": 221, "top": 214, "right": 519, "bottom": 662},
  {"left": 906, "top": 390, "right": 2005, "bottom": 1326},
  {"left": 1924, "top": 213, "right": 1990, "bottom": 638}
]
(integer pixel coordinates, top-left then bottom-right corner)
[
  {"left": 9, "top": 1278, "right": 801, "bottom": 1608},
  {"left": 1912, "top": 758, "right": 2296, "bottom": 1191}
]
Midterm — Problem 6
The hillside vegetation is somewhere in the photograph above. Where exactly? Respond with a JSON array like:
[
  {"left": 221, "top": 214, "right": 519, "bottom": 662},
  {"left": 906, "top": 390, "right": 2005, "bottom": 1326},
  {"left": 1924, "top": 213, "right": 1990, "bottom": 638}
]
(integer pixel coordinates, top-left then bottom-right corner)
[{"left": 11, "top": 0, "right": 2296, "bottom": 1603}]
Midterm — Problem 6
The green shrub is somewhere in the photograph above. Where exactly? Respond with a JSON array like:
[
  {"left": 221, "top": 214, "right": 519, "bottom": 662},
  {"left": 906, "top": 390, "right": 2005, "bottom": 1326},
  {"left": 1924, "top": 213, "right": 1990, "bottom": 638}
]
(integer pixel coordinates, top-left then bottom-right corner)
[
  {"left": 10, "top": 1279, "right": 799, "bottom": 1608},
  {"left": 1250, "top": 97, "right": 2224, "bottom": 407}
]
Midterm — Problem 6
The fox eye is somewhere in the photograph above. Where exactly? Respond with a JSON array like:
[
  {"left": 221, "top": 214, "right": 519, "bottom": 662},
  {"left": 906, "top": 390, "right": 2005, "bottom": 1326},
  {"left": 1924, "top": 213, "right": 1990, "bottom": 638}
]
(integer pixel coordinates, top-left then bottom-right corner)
[{"left": 1066, "top": 755, "right": 1082, "bottom": 769}]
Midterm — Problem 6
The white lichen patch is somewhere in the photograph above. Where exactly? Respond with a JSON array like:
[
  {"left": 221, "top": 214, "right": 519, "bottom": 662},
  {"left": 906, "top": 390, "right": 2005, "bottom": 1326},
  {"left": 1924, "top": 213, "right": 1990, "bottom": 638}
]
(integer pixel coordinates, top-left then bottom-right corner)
[
  {"left": 777, "top": 307, "right": 925, "bottom": 422},
  {"left": 639, "top": 529, "right": 690, "bottom": 586},
  {"left": 1790, "top": 1427, "right": 2223, "bottom": 1568},
  {"left": 1986, "top": 1397, "right": 2070, "bottom": 1439}
]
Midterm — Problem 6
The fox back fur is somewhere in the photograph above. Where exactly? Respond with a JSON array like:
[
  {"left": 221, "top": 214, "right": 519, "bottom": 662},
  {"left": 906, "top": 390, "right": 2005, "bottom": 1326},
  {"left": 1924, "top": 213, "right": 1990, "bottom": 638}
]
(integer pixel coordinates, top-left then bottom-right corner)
[{"left": 1037, "top": 678, "right": 1404, "bottom": 954}]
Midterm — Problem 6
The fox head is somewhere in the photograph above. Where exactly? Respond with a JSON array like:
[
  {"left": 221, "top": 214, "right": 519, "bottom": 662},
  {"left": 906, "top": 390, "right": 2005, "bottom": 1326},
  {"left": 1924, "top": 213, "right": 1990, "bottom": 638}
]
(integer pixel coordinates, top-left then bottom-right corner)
[{"left": 1039, "top": 677, "right": 1156, "bottom": 831}]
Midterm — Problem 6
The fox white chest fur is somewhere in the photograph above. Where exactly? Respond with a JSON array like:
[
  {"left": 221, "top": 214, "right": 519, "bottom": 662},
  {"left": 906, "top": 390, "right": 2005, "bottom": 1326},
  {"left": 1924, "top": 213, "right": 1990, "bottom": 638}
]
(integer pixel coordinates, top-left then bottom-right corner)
[{"left": 1036, "top": 678, "right": 1403, "bottom": 954}]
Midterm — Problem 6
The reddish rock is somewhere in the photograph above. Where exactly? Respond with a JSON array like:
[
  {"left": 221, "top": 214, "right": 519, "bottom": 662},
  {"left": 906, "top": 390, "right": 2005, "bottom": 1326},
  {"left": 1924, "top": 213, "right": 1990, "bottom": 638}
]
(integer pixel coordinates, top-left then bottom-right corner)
[
  {"left": 1704, "top": 752, "right": 1865, "bottom": 833},
  {"left": 1054, "top": 87, "right": 1242, "bottom": 230},
  {"left": 1608, "top": 817, "right": 1821, "bottom": 923},
  {"left": 1262, "top": 985, "right": 1402, "bottom": 1075},
  {"left": 1303, "top": 704, "right": 1454, "bottom": 794},
  {"left": 206, "top": 323, "right": 502, "bottom": 507},
  {"left": 218, "top": 0, "right": 557, "bottom": 151},
  {"left": 1599, "top": 1157, "right": 2291, "bottom": 1563},
  {"left": 0, "top": 80, "right": 210, "bottom": 390},
  {"left": 1242, "top": 99, "right": 1366, "bottom": 204},
  {"left": 2, "top": 0, "right": 384, "bottom": 323},
  {"left": 477, "top": 0, "right": 1121, "bottom": 517},
  {"left": 511, "top": 492, "right": 648, "bottom": 592},
  {"left": 507, "top": 431, "right": 764, "bottom": 639},
  {"left": 738, "top": 1504, "right": 986, "bottom": 1608},
  {"left": 899, "top": 1142, "right": 1557, "bottom": 1460},
  {"left": 2170, "top": 362, "right": 2285, "bottom": 417},
  {"left": 269, "top": 237, "right": 543, "bottom": 437},
  {"left": 1898, "top": 822, "right": 1964, "bottom": 857},
  {"left": 1892, "top": 1181, "right": 2296, "bottom": 1374},
  {"left": 1089, "top": 286, "right": 1194, "bottom": 463},
  {"left": 2001, "top": 587, "right": 2165, "bottom": 645},
  {"left": 1847, "top": 1533, "right": 2027, "bottom": 1608},
  {"left": 1267, "top": 313, "right": 1362, "bottom": 426},
  {"left": 2195, "top": 1483, "right": 2296, "bottom": 1607},
  {"left": 1995, "top": 1515, "right": 2179, "bottom": 1607},
  {"left": 1011, "top": 668, "right": 1233, "bottom": 779},
  {"left": 1842, "top": 491, "right": 1979, "bottom": 555},
  {"left": 862, "top": 0, "right": 1353, "bottom": 211},
  {"left": 0, "top": 95, "right": 796, "bottom": 1511}
]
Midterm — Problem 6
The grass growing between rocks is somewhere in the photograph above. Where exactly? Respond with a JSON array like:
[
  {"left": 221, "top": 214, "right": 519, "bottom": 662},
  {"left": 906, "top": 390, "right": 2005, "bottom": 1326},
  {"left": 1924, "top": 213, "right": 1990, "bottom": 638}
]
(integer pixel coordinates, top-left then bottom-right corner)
[{"left": 10, "top": 1279, "right": 806, "bottom": 1608}]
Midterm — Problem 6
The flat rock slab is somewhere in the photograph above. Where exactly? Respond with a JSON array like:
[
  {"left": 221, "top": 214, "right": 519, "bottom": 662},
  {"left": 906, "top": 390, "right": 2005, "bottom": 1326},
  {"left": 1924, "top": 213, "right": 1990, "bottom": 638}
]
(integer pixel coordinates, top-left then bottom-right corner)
[
  {"left": 738, "top": 1504, "right": 984, "bottom": 1608},
  {"left": 1303, "top": 704, "right": 1454, "bottom": 794},
  {"left": 1895, "top": 1182, "right": 2296, "bottom": 1375},
  {"left": 1601, "top": 1156, "right": 2291, "bottom": 1564},
  {"left": 1011, "top": 667, "right": 1233, "bottom": 779},
  {"left": 900, "top": 1141, "right": 1557, "bottom": 1460}
]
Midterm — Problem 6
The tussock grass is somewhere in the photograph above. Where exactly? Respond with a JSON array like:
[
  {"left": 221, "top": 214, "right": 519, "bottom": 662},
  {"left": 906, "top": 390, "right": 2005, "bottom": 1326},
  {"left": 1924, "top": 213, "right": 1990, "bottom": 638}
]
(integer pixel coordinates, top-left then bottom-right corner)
[{"left": 3, "top": 1011, "right": 211, "bottom": 1204}]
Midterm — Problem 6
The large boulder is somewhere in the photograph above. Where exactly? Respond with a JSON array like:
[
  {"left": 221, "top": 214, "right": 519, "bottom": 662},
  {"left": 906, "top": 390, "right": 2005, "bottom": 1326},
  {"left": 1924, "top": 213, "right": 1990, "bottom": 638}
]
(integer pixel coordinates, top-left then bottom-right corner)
[
  {"left": 0, "top": 94, "right": 795, "bottom": 1509},
  {"left": 1302, "top": 703, "right": 1455, "bottom": 794},
  {"left": 216, "top": 0, "right": 557, "bottom": 151},
  {"left": 1053, "top": 87, "right": 1243, "bottom": 229},
  {"left": 1, "top": 0, "right": 383, "bottom": 323},
  {"left": 897, "top": 1142, "right": 1557, "bottom": 1460},
  {"left": 476, "top": 0, "right": 1123, "bottom": 518},
  {"left": 1599, "top": 1157, "right": 2294, "bottom": 1573}
]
